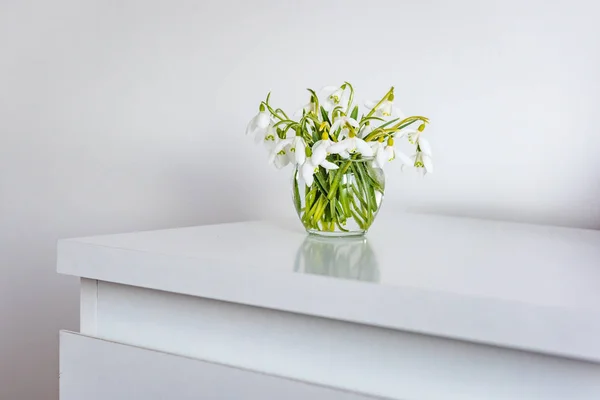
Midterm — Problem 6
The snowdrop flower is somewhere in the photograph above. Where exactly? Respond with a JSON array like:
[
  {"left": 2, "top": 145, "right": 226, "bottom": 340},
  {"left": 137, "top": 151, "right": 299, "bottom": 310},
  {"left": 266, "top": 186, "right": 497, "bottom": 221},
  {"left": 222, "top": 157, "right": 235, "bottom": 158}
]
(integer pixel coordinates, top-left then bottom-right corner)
[
  {"left": 407, "top": 124, "right": 432, "bottom": 156},
  {"left": 370, "top": 137, "right": 385, "bottom": 152},
  {"left": 289, "top": 136, "right": 307, "bottom": 165},
  {"left": 269, "top": 132, "right": 307, "bottom": 166},
  {"left": 260, "top": 123, "right": 277, "bottom": 148},
  {"left": 359, "top": 122, "right": 374, "bottom": 138},
  {"left": 311, "top": 132, "right": 335, "bottom": 165},
  {"left": 365, "top": 93, "right": 405, "bottom": 123},
  {"left": 295, "top": 96, "right": 317, "bottom": 117},
  {"left": 371, "top": 138, "right": 387, "bottom": 169},
  {"left": 266, "top": 129, "right": 295, "bottom": 169},
  {"left": 365, "top": 100, "right": 404, "bottom": 118},
  {"left": 300, "top": 150, "right": 339, "bottom": 187},
  {"left": 409, "top": 124, "right": 433, "bottom": 174},
  {"left": 320, "top": 85, "right": 347, "bottom": 111},
  {"left": 273, "top": 150, "right": 292, "bottom": 169},
  {"left": 330, "top": 115, "right": 359, "bottom": 139},
  {"left": 372, "top": 137, "right": 411, "bottom": 169},
  {"left": 372, "top": 137, "right": 394, "bottom": 169},
  {"left": 329, "top": 131, "right": 373, "bottom": 158},
  {"left": 246, "top": 105, "right": 271, "bottom": 139},
  {"left": 413, "top": 150, "right": 433, "bottom": 175},
  {"left": 270, "top": 143, "right": 292, "bottom": 169}
]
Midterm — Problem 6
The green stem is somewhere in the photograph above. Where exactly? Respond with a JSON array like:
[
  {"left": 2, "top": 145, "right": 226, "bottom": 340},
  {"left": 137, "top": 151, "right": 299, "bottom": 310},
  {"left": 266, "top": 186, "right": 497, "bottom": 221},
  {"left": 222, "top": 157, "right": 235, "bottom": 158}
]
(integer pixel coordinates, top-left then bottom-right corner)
[
  {"left": 327, "top": 161, "right": 352, "bottom": 201},
  {"left": 365, "top": 87, "right": 394, "bottom": 119},
  {"left": 261, "top": 101, "right": 285, "bottom": 121},
  {"left": 275, "top": 108, "right": 289, "bottom": 119},
  {"left": 364, "top": 116, "right": 428, "bottom": 142},
  {"left": 306, "top": 88, "right": 320, "bottom": 118},
  {"left": 344, "top": 81, "right": 354, "bottom": 115}
]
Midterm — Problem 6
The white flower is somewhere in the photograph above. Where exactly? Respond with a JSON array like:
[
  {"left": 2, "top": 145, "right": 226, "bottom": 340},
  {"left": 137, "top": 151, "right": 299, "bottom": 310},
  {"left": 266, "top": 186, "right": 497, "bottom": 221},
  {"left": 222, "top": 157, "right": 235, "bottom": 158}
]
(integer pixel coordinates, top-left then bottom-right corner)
[
  {"left": 289, "top": 136, "right": 307, "bottom": 165},
  {"left": 273, "top": 151, "right": 292, "bottom": 169},
  {"left": 407, "top": 126, "right": 432, "bottom": 174},
  {"left": 266, "top": 130, "right": 295, "bottom": 169},
  {"left": 330, "top": 116, "right": 359, "bottom": 139},
  {"left": 270, "top": 135, "right": 307, "bottom": 166},
  {"left": 365, "top": 99, "right": 405, "bottom": 125},
  {"left": 260, "top": 123, "right": 277, "bottom": 148},
  {"left": 372, "top": 138, "right": 395, "bottom": 169},
  {"left": 329, "top": 133, "right": 373, "bottom": 158},
  {"left": 300, "top": 157, "right": 339, "bottom": 187},
  {"left": 413, "top": 150, "right": 433, "bottom": 175},
  {"left": 311, "top": 133, "right": 335, "bottom": 165},
  {"left": 370, "top": 139, "right": 386, "bottom": 169},
  {"left": 295, "top": 98, "right": 317, "bottom": 117},
  {"left": 407, "top": 130, "right": 432, "bottom": 156},
  {"left": 246, "top": 108, "right": 270, "bottom": 139},
  {"left": 370, "top": 139, "right": 384, "bottom": 152},
  {"left": 371, "top": 137, "right": 411, "bottom": 169},
  {"left": 269, "top": 144, "right": 291, "bottom": 169},
  {"left": 320, "top": 85, "right": 347, "bottom": 111},
  {"left": 359, "top": 122, "right": 374, "bottom": 138}
]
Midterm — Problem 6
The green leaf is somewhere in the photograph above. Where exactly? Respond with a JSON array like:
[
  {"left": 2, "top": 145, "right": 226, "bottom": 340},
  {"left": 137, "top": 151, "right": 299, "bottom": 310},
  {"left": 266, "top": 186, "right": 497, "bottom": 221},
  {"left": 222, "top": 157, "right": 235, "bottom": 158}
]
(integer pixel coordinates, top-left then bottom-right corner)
[
  {"left": 350, "top": 105, "right": 359, "bottom": 120},
  {"left": 377, "top": 118, "right": 400, "bottom": 130},
  {"left": 395, "top": 119, "right": 419, "bottom": 131},
  {"left": 360, "top": 116, "right": 385, "bottom": 124},
  {"left": 329, "top": 196, "right": 337, "bottom": 225},
  {"left": 327, "top": 161, "right": 352, "bottom": 200},
  {"left": 334, "top": 200, "right": 347, "bottom": 226},
  {"left": 303, "top": 187, "right": 318, "bottom": 223},
  {"left": 312, "top": 196, "right": 329, "bottom": 225},
  {"left": 293, "top": 175, "right": 301, "bottom": 214},
  {"left": 354, "top": 163, "right": 378, "bottom": 213},
  {"left": 351, "top": 185, "right": 369, "bottom": 210},
  {"left": 306, "top": 88, "right": 318, "bottom": 99},
  {"left": 312, "top": 125, "right": 321, "bottom": 143},
  {"left": 320, "top": 106, "right": 330, "bottom": 124},
  {"left": 340, "top": 185, "right": 352, "bottom": 218},
  {"left": 314, "top": 170, "right": 329, "bottom": 196},
  {"left": 349, "top": 199, "right": 367, "bottom": 229}
]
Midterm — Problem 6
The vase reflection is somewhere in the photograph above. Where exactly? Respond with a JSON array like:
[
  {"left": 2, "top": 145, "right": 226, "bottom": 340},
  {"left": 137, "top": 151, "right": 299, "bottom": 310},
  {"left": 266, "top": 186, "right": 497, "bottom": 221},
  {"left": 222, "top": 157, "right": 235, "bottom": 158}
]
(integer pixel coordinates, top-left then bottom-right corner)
[{"left": 294, "top": 235, "right": 380, "bottom": 283}]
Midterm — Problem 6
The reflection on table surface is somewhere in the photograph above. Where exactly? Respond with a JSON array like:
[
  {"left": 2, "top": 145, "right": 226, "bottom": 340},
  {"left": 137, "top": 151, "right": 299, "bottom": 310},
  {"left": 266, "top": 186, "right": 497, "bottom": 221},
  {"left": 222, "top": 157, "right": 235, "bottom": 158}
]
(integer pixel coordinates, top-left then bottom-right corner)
[{"left": 294, "top": 235, "right": 380, "bottom": 283}]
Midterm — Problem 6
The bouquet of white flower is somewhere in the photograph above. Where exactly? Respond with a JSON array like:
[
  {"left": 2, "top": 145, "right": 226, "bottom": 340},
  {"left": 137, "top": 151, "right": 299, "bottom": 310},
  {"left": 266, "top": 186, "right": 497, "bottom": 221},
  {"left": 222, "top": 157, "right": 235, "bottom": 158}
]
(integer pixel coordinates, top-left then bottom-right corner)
[{"left": 246, "top": 82, "right": 431, "bottom": 236}]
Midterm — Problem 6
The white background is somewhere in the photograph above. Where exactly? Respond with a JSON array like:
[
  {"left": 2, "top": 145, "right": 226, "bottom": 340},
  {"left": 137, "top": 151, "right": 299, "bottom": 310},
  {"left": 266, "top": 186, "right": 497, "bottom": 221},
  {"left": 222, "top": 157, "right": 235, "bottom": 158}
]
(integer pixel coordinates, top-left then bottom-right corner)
[{"left": 1, "top": 0, "right": 599, "bottom": 398}]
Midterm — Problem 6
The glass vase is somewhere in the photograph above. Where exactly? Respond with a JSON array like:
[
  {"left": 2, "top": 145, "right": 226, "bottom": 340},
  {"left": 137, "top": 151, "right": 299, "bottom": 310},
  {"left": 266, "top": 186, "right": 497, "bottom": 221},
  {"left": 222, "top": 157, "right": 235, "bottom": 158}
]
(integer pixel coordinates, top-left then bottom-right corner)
[{"left": 292, "top": 158, "right": 385, "bottom": 237}]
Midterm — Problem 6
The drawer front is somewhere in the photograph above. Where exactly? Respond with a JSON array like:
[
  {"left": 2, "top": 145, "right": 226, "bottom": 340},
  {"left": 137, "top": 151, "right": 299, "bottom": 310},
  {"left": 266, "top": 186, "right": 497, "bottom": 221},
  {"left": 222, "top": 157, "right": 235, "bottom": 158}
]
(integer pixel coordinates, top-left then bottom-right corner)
[{"left": 59, "top": 331, "right": 383, "bottom": 400}]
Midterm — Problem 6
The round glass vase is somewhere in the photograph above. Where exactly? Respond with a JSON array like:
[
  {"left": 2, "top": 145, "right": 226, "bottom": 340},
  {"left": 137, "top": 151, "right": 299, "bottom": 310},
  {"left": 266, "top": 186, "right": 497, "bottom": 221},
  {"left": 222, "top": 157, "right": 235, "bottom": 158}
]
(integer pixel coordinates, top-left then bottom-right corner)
[{"left": 292, "top": 157, "right": 385, "bottom": 237}]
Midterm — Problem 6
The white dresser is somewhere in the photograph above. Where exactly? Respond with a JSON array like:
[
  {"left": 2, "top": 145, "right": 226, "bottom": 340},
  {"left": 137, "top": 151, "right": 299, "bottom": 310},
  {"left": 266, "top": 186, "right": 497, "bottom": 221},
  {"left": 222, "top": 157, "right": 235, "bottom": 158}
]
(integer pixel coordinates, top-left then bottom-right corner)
[{"left": 57, "top": 212, "right": 600, "bottom": 399}]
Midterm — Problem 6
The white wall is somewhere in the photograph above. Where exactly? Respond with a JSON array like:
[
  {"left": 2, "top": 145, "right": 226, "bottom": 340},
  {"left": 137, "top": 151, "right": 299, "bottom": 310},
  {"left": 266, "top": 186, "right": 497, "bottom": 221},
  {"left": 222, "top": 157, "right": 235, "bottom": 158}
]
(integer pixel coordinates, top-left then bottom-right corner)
[{"left": 1, "top": 0, "right": 599, "bottom": 398}]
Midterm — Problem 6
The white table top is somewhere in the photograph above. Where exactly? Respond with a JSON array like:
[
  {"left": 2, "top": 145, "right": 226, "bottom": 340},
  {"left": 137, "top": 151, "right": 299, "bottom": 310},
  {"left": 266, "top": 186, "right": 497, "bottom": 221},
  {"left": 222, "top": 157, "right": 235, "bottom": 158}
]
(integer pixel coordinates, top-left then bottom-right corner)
[{"left": 57, "top": 212, "right": 600, "bottom": 362}]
